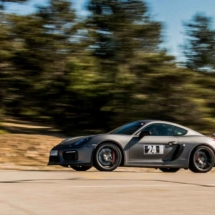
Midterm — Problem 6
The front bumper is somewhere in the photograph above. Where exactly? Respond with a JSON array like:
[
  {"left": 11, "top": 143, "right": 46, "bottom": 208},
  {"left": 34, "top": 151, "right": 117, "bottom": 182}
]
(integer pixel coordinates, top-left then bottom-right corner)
[{"left": 48, "top": 146, "right": 93, "bottom": 167}]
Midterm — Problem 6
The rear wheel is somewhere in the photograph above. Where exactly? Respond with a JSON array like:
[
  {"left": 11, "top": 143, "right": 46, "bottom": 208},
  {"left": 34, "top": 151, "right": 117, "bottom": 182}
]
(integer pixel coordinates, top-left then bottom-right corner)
[
  {"left": 189, "top": 146, "right": 214, "bottom": 173},
  {"left": 70, "top": 166, "right": 92, "bottom": 171},
  {"left": 159, "top": 168, "right": 180, "bottom": 173},
  {"left": 94, "top": 143, "right": 122, "bottom": 171}
]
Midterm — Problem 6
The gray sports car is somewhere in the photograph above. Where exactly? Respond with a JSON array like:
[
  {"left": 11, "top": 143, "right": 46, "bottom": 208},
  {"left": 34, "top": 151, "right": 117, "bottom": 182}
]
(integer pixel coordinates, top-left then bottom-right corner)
[{"left": 48, "top": 120, "right": 215, "bottom": 173}]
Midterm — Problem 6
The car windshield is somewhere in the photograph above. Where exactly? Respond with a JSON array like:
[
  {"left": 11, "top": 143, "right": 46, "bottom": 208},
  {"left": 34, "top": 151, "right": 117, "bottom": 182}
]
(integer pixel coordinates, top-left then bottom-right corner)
[{"left": 109, "top": 122, "right": 145, "bottom": 135}]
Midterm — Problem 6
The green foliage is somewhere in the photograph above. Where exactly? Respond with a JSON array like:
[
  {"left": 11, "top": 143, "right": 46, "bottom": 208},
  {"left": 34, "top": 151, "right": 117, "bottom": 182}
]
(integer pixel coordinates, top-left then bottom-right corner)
[
  {"left": 0, "top": 0, "right": 215, "bottom": 135},
  {"left": 183, "top": 14, "right": 215, "bottom": 71},
  {"left": 182, "top": 13, "right": 215, "bottom": 132}
]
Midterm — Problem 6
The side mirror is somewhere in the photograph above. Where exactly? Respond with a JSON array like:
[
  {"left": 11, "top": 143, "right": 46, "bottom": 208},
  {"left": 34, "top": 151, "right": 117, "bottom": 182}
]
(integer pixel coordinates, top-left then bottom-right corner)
[{"left": 139, "top": 131, "right": 151, "bottom": 139}]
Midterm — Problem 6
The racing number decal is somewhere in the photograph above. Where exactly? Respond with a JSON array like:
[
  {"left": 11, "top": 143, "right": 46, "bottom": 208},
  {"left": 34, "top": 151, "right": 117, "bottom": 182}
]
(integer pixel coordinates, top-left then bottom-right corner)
[{"left": 144, "top": 145, "right": 164, "bottom": 155}]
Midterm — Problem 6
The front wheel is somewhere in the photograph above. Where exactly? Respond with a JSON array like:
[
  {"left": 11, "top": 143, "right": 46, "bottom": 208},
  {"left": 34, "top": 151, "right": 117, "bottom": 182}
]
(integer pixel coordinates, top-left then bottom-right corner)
[
  {"left": 159, "top": 168, "right": 180, "bottom": 173},
  {"left": 189, "top": 146, "right": 215, "bottom": 173},
  {"left": 94, "top": 143, "right": 122, "bottom": 171},
  {"left": 70, "top": 166, "right": 92, "bottom": 171}
]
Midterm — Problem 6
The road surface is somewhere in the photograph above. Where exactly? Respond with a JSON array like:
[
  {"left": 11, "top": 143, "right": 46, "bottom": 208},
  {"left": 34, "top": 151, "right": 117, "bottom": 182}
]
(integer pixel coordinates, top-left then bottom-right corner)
[{"left": 0, "top": 168, "right": 215, "bottom": 215}]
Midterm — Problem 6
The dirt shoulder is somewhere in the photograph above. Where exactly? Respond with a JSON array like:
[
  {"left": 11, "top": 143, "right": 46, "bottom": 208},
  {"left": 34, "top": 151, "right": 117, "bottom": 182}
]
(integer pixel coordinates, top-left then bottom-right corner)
[
  {"left": 0, "top": 134, "right": 65, "bottom": 170},
  {"left": 0, "top": 118, "right": 67, "bottom": 170}
]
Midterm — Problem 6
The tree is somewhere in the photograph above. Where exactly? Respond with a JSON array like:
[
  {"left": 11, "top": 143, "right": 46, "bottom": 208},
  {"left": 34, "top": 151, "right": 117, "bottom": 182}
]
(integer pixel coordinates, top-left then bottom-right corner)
[
  {"left": 85, "top": 0, "right": 164, "bottom": 128},
  {"left": 0, "top": 0, "right": 28, "bottom": 124},
  {"left": 3, "top": 0, "right": 78, "bottom": 122},
  {"left": 87, "top": 0, "right": 161, "bottom": 66},
  {"left": 183, "top": 14, "right": 215, "bottom": 71},
  {"left": 1, "top": 0, "right": 215, "bottom": 135}
]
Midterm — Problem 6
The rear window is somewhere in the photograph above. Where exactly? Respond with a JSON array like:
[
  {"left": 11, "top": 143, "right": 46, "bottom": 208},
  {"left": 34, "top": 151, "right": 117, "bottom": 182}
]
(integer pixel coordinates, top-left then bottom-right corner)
[{"left": 174, "top": 126, "right": 187, "bottom": 136}]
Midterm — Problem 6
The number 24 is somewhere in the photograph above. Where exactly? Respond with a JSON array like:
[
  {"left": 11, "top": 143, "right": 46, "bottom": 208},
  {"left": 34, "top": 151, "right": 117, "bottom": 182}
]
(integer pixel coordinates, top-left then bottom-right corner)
[{"left": 148, "top": 146, "right": 157, "bottom": 153}]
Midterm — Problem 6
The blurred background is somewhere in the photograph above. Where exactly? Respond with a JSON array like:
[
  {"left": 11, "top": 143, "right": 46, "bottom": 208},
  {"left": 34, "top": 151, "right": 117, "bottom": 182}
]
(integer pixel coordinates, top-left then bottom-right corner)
[{"left": 1, "top": 0, "right": 215, "bottom": 156}]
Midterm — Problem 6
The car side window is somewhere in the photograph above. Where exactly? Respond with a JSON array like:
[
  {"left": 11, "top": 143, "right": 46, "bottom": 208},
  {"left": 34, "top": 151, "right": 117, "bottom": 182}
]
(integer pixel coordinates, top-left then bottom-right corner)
[
  {"left": 174, "top": 126, "right": 187, "bottom": 136},
  {"left": 142, "top": 123, "right": 173, "bottom": 136}
]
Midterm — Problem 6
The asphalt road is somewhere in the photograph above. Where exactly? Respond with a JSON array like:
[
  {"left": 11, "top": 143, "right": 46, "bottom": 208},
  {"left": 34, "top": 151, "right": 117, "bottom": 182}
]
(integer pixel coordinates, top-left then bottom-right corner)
[{"left": 1, "top": 168, "right": 215, "bottom": 215}]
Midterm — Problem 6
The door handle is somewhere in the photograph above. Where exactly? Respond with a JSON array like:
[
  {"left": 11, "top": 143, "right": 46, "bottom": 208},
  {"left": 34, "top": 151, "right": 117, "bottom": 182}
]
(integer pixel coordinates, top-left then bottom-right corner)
[{"left": 168, "top": 141, "right": 178, "bottom": 146}]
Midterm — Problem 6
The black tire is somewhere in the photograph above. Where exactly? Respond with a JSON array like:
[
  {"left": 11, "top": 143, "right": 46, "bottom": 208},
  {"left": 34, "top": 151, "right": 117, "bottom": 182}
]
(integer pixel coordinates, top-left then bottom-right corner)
[
  {"left": 189, "top": 146, "right": 215, "bottom": 173},
  {"left": 94, "top": 143, "right": 122, "bottom": 171},
  {"left": 159, "top": 168, "right": 180, "bottom": 173},
  {"left": 70, "top": 166, "right": 92, "bottom": 171}
]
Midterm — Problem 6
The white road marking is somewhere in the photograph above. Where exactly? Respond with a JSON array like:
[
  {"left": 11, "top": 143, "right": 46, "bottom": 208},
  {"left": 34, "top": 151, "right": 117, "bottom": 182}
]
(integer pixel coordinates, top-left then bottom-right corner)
[{"left": 67, "top": 184, "right": 194, "bottom": 188}]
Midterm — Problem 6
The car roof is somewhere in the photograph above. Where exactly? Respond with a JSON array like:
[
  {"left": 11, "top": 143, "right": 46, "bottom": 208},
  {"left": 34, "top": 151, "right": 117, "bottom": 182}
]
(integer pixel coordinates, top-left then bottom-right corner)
[{"left": 135, "top": 120, "right": 204, "bottom": 136}]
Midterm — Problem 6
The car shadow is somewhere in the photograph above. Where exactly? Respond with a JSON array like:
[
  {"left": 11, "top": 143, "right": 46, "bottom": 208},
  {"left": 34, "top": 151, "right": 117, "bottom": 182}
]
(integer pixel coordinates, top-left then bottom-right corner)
[{"left": 0, "top": 178, "right": 215, "bottom": 188}]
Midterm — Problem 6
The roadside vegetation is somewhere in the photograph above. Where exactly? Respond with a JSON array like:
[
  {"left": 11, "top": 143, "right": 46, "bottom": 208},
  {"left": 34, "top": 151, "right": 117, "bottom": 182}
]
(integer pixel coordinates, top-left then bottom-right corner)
[{"left": 1, "top": 0, "right": 215, "bottom": 136}]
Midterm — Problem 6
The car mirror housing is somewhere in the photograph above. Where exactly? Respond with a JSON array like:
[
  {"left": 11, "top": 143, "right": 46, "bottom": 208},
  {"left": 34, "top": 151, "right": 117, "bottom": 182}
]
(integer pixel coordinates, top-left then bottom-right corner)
[{"left": 139, "top": 131, "right": 151, "bottom": 139}]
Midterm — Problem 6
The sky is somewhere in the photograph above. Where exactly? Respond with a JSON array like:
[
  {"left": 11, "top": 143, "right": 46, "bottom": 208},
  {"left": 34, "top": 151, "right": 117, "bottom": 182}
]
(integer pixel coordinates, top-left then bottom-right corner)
[{"left": 5, "top": 0, "right": 215, "bottom": 61}]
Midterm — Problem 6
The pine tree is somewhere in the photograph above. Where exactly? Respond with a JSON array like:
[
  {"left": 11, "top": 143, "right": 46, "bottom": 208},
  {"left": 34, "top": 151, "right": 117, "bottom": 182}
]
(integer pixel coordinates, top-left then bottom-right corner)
[
  {"left": 0, "top": 0, "right": 28, "bottom": 123},
  {"left": 4, "top": 0, "right": 78, "bottom": 122},
  {"left": 85, "top": 0, "right": 164, "bottom": 128},
  {"left": 183, "top": 14, "right": 215, "bottom": 71}
]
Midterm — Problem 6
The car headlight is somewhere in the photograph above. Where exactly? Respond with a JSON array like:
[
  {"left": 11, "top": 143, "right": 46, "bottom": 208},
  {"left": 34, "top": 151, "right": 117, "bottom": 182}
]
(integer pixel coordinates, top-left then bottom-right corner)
[{"left": 74, "top": 137, "right": 92, "bottom": 146}]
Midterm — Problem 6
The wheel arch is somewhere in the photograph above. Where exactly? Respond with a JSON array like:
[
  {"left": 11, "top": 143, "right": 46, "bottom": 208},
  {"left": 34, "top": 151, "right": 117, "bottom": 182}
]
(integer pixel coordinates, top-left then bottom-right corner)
[
  {"left": 188, "top": 143, "right": 215, "bottom": 167},
  {"left": 92, "top": 140, "right": 125, "bottom": 166}
]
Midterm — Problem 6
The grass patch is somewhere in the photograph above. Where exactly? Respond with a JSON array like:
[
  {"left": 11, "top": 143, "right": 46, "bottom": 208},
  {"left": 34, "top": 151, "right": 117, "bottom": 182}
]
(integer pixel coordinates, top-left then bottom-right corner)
[
  {"left": 0, "top": 124, "right": 9, "bottom": 134},
  {"left": 0, "top": 129, "right": 9, "bottom": 134}
]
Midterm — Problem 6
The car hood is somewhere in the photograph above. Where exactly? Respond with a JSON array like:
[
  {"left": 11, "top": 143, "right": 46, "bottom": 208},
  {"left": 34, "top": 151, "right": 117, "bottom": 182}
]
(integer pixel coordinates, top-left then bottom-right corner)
[
  {"left": 60, "top": 136, "right": 85, "bottom": 145},
  {"left": 51, "top": 136, "right": 85, "bottom": 150},
  {"left": 52, "top": 133, "right": 132, "bottom": 150}
]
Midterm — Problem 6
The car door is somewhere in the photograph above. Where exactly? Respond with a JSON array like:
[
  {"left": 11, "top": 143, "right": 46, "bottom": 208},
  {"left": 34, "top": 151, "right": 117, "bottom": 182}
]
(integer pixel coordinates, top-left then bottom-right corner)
[{"left": 128, "top": 123, "right": 179, "bottom": 164}]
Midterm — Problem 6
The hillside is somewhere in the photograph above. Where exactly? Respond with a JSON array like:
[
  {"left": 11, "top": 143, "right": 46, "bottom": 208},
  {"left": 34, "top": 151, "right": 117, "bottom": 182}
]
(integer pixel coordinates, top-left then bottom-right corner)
[{"left": 0, "top": 118, "right": 65, "bottom": 170}]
